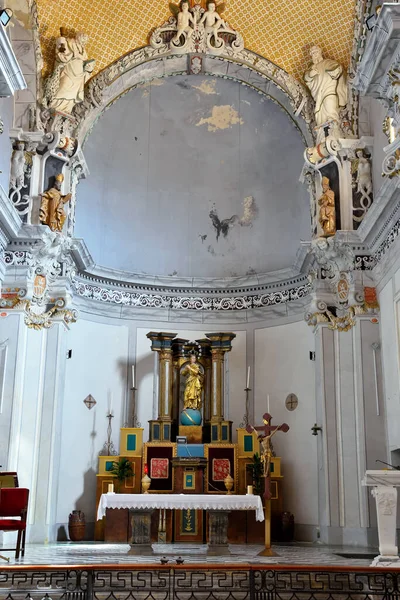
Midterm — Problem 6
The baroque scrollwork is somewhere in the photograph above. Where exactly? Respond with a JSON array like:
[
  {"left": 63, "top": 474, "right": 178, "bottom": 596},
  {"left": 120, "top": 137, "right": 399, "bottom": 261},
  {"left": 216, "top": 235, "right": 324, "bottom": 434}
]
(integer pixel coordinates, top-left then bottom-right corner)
[
  {"left": 14, "top": 297, "right": 77, "bottom": 330},
  {"left": 150, "top": 0, "right": 244, "bottom": 56},
  {"left": 310, "top": 237, "right": 354, "bottom": 286}
]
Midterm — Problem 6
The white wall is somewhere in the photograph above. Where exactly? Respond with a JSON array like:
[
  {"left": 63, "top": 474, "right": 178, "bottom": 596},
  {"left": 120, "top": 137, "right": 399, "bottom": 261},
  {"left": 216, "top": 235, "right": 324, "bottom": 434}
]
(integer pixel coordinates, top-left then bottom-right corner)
[
  {"left": 55, "top": 319, "right": 129, "bottom": 538},
  {"left": 255, "top": 321, "right": 318, "bottom": 529},
  {"left": 379, "top": 274, "right": 400, "bottom": 453}
]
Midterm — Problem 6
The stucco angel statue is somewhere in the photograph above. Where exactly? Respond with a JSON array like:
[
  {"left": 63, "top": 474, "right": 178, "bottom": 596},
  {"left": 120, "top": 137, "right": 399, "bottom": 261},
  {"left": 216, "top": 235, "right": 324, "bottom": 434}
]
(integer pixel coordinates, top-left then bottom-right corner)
[
  {"left": 170, "top": 0, "right": 196, "bottom": 44},
  {"left": 199, "top": 1, "right": 232, "bottom": 45}
]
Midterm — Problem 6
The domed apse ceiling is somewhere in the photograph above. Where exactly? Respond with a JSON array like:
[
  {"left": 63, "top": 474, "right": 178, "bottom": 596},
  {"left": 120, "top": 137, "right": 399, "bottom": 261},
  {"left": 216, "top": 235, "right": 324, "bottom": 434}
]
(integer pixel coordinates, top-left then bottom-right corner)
[{"left": 75, "top": 75, "right": 310, "bottom": 280}]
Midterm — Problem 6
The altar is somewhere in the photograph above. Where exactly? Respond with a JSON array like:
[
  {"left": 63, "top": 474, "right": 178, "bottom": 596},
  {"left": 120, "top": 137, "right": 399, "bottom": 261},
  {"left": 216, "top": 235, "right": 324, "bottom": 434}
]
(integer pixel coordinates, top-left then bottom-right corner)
[
  {"left": 95, "top": 332, "right": 288, "bottom": 548},
  {"left": 97, "top": 493, "right": 264, "bottom": 555}
]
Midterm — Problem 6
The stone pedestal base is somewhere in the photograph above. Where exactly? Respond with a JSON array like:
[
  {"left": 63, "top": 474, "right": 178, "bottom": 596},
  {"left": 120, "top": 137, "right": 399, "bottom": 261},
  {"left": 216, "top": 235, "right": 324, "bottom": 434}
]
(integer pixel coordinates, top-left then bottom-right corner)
[
  {"left": 208, "top": 510, "right": 230, "bottom": 555},
  {"left": 371, "top": 555, "right": 400, "bottom": 567},
  {"left": 179, "top": 425, "right": 202, "bottom": 443},
  {"left": 129, "top": 509, "right": 154, "bottom": 555}
]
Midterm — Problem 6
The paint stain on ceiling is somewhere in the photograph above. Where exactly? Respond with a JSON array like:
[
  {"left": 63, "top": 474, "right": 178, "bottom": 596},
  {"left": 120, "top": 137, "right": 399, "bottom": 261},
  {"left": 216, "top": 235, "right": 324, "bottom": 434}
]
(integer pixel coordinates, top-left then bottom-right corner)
[{"left": 196, "top": 105, "right": 243, "bottom": 132}]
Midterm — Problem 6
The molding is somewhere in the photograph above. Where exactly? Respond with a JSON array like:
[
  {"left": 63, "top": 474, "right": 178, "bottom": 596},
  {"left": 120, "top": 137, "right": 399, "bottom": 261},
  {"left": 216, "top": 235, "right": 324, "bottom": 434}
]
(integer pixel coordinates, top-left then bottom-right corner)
[
  {"left": 0, "top": 24, "right": 26, "bottom": 97},
  {"left": 0, "top": 183, "right": 22, "bottom": 248},
  {"left": 72, "top": 274, "right": 312, "bottom": 312}
]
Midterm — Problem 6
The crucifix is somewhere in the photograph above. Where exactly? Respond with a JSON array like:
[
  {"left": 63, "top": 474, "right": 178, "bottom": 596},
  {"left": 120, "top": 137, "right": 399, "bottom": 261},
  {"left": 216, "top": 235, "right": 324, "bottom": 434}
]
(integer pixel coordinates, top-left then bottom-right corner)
[
  {"left": 246, "top": 412, "right": 289, "bottom": 556},
  {"left": 246, "top": 412, "right": 289, "bottom": 499}
]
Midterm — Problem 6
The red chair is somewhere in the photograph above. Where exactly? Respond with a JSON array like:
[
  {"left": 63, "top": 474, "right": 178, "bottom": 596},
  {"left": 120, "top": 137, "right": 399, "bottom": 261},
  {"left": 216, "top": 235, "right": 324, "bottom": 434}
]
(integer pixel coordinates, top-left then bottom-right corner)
[{"left": 0, "top": 488, "right": 29, "bottom": 559}]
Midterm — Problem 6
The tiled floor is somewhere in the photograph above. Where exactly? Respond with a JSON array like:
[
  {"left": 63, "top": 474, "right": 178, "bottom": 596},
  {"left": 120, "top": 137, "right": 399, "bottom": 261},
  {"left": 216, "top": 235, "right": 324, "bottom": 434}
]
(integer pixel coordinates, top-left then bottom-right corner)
[{"left": 0, "top": 542, "right": 378, "bottom": 567}]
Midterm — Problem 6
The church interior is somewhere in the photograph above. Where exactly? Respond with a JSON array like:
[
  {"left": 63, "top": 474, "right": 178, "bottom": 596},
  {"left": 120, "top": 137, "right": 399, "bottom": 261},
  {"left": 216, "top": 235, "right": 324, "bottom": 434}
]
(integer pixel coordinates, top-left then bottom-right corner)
[{"left": 1, "top": 0, "right": 400, "bottom": 597}]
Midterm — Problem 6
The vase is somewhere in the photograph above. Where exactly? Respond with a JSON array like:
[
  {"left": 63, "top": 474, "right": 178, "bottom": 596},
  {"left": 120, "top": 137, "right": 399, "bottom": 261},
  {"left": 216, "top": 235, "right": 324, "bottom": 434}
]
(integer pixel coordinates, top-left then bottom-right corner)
[
  {"left": 224, "top": 474, "right": 233, "bottom": 494},
  {"left": 68, "top": 510, "right": 86, "bottom": 542},
  {"left": 141, "top": 474, "right": 151, "bottom": 494}
]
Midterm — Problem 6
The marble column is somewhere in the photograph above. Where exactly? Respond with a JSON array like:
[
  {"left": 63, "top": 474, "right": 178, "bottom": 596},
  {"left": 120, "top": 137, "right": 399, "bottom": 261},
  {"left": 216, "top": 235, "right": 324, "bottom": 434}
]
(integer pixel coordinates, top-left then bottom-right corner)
[
  {"left": 159, "top": 349, "right": 173, "bottom": 421},
  {"left": 210, "top": 348, "right": 225, "bottom": 423}
]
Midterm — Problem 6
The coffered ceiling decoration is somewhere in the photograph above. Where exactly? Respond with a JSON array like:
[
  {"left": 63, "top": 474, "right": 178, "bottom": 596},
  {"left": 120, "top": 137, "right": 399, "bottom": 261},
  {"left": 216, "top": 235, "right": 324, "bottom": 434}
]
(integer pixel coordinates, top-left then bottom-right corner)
[{"left": 36, "top": 0, "right": 356, "bottom": 81}]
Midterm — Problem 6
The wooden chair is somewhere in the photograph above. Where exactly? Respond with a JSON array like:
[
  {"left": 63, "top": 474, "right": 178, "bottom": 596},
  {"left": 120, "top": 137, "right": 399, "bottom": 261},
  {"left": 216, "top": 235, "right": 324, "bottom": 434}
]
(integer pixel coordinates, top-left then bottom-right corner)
[{"left": 0, "top": 488, "right": 29, "bottom": 560}]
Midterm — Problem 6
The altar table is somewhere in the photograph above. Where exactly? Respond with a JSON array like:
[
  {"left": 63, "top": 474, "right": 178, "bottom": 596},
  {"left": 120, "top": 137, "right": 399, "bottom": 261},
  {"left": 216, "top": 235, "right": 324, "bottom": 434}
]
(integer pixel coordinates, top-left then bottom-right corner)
[{"left": 97, "top": 493, "right": 264, "bottom": 555}]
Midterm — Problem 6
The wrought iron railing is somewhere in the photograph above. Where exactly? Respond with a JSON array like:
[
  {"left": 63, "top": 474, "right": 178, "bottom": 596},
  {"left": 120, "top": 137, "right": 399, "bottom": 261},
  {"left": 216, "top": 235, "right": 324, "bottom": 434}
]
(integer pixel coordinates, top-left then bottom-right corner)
[{"left": 0, "top": 566, "right": 399, "bottom": 600}]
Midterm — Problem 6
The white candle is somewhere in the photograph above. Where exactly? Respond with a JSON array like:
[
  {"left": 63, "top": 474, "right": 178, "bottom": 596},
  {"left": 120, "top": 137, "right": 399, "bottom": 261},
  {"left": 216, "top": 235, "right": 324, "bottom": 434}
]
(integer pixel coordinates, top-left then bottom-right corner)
[
  {"left": 267, "top": 394, "right": 270, "bottom": 413},
  {"left": 109, "top": 392, "right": 113, "bottom": 415},
  {"left": 246, "top": 366, "right": 250, "bottom": 389},
  {"left": 132, "top": 365, "right": 135, "bottom": 388}
]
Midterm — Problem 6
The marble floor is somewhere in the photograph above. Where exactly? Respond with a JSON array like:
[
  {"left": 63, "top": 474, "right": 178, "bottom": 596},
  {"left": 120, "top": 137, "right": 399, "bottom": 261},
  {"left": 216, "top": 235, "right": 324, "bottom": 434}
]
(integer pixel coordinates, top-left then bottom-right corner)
[{"left": 0, "top": 542, "right": 378, "bottom": 567}]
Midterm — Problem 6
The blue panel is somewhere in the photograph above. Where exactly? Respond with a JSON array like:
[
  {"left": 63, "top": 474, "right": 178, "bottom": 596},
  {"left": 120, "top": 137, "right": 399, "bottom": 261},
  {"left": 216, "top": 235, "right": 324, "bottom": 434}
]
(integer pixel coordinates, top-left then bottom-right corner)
[
  {"left": 244, "top": 435, "right": 253, "bottom": 453},
  {"left": 127, "top": 434, "right": 136, "bottom": 451},
  {"left": 105, "top": 461, "right": 113, "bottom": 471},
  {"left": 153, "top": 423, "right": 160, "bottom": 440},
  {"left": 163, "top": 424, "right": 170, "bottom": 440},
  {"left": 211, "top": 425, "right": 218, "bottom": 441},
  {"left": 177, "top": 444, "right": 204, "bottom": 458},
  {"left": 221, "top": 425, "right": 228, "bottom": 441}
]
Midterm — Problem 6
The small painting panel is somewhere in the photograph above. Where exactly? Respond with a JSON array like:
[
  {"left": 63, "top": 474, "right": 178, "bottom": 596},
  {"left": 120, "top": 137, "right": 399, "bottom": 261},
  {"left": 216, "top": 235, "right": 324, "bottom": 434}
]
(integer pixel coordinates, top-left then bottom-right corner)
[
  {"left": 244, "top": 435, "right": 253, "bottom": 453},
  {"left": 184, "top": 473, "right": 195, "bottom": 490},
  {"left": 212, "top": 458, "right": 231, "bottom": 481},
  {"left": 150, "top": 458, "right": 169, "bottom": 479},
  {"left": 181, "top": 508, "right": 197, "bottom": 535},
  {"left": 127, "top": 434, "right": 136, "bottom": 451}
]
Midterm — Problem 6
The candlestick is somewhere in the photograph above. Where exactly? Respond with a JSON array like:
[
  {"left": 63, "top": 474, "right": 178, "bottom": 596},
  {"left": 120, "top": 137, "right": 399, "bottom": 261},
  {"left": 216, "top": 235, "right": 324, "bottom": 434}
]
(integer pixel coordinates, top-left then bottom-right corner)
[
  {"left": 98, "top": 412, "right": 118, "bottom": 456},
  {"left": 239, "top": 385, "right": 251, "bottom": 428},
  {"left": 246, "top": 366, "right": 250, "bottom": 389}
]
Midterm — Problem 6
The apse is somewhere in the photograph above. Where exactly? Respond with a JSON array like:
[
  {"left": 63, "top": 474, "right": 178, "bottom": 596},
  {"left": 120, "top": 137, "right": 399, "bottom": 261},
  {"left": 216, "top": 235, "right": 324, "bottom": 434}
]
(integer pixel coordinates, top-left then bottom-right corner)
[{"left": 75, "top": 75, "right": 310, "bottom": 280}]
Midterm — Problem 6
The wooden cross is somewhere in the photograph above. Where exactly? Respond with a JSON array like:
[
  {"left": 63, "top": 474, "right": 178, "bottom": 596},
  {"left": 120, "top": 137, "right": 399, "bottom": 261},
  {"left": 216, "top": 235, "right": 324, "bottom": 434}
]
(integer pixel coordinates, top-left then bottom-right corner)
[{"left": 246, "top": 413, "right": 289, "bottom": 500}]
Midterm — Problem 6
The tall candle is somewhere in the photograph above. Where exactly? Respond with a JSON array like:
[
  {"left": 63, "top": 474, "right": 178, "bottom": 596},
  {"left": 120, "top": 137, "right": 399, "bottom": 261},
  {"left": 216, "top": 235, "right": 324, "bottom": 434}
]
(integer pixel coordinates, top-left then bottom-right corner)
[
  {"left": 109, "top": 392, "right": 113, "bottom": 415},
  {"left": 267, "top": 394, "right": 270, "bottom": 413},
  {"left": 246, "top": 366, "right": 250, "bottom": 389},
  {"left": 132, "top": 365, "right": 135, "bottom": 388}
]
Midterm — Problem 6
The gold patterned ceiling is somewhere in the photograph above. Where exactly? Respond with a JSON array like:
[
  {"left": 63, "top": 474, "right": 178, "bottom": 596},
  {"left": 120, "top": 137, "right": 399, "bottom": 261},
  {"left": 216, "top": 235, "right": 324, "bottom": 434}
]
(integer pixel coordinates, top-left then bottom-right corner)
[{"left": 36, "top": 0, "right": 356, "bottom": 81}]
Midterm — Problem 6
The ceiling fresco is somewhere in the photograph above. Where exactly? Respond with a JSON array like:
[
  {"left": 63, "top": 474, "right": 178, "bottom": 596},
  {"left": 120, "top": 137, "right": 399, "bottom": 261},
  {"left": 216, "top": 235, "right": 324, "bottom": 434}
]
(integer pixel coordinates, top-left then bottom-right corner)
[
  {"left": 74, "top": 75, "right": 310, "bottom": 280},
  {"left": 35, "top": 0, "right": 357, "bottom": 81}
]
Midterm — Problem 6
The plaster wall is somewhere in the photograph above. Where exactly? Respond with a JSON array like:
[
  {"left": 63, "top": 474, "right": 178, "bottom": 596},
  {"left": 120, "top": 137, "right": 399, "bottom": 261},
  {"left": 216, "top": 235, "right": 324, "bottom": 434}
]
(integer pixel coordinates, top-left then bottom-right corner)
[
  {"left": 379, "top": 273, "right": 400, "bottom": 454},
  {"left": 0, "top": 314, "right": 21, "bottom": 468},
  {"left": 254, "top": 321, "right": 318, "bottom": 534},
  {"left": 55, "top": 318, "right": 129, "bottom": 539}
]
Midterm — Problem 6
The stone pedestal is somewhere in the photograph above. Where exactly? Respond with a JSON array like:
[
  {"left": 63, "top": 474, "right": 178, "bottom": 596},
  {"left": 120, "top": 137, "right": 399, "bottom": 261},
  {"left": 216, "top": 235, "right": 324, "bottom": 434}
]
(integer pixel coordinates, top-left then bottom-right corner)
[
  {"left": 363, "top": 470, "right": 400, "bottom": 566},
  {"left": 208, "top": 510, "right": 230, "bottom": 555},
  {"left": 179, "top": 425, "right": 202, "bottom": 443},
  {"left": 128, "top": 509, "right": 154, "bottom": 555}
]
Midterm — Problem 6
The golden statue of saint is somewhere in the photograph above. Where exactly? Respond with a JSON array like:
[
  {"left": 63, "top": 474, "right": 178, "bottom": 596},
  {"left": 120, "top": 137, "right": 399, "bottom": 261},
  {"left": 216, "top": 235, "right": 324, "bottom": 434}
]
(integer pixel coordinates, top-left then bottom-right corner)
[
  {"left": 182, "top": 354, "right": 203, "bottom": 410},
  {"left": 40, "top": 173, "right": 72, "bottom": 232},
  {"left": 318, "top": 176, "right": 336, "bottom": 237}
]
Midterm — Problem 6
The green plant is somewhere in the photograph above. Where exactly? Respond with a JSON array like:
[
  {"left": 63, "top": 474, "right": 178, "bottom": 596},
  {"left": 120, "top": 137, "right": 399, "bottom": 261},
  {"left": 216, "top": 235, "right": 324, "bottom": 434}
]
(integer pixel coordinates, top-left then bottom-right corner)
[
  {"left": 247, "top": 452, "right": 264, "bottom": 496},
  {"left": 110, "top": 457, "right": 133, "bottom": 492}
]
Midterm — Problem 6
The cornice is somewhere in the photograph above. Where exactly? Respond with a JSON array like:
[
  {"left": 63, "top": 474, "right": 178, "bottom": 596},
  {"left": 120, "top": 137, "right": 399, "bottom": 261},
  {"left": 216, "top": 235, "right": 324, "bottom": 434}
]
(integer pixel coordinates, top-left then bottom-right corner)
[{"left": 0, "top": 24, "right": 26, "bottom": 97}]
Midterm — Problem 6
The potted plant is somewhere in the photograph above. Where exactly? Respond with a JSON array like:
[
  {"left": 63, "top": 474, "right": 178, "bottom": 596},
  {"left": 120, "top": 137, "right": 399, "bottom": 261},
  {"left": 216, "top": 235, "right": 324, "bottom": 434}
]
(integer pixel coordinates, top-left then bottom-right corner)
[
  {"left": 110, "top": 457, "right": 133, "bottom": 492},
  {"left": 247, "top": 452, "right": 263, "bottom": 496}
]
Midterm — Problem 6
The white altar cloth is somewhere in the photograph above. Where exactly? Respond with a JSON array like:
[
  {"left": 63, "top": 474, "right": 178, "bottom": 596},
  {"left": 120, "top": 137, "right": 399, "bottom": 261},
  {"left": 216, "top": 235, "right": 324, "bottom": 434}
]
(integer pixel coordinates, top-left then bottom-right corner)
[{"left": 97, "top": 493, "right": 264, "bottom": 522}]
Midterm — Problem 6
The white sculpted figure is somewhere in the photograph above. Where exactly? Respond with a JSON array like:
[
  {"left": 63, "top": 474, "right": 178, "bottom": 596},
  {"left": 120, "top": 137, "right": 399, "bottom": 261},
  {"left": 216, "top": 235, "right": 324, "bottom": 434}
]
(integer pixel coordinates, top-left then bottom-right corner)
[
  {"left": 10, "top": 141, "right": 26, "bottom": 190},
  {"left": 353, "top": 149, "right": 372, "bottom": 197},
  {"left": 199, "top": 1, "right": 229, "bottom": 43},
  {"left": 172, "top": 0, "right": 195, "bottom": 44},
  {"left": 47, "top": 28, "right": 95, "bottom": 114},
  {"left": 304, "top": 46, "right": 347, "bottom": 137}
]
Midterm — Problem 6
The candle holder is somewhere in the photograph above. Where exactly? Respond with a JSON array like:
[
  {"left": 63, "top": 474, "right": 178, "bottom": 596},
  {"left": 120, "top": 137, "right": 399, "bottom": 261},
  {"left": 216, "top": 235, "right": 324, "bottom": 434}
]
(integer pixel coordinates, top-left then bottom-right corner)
[
  {"left": 99, "top": 412, "right": 118, "bottom": 456},
  {"left": 131, "top": 387, "right": 141, "bottom": 428},
  {"left": 239, "top": 387, "right": 251, "bottom": 428}
]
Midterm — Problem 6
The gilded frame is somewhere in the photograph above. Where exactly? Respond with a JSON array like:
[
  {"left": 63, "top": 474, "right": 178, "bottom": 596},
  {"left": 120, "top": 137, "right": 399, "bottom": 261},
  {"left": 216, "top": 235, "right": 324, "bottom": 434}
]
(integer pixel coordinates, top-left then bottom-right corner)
[
  {"left": 204, "top": 443, "right": 238, "bottom": 494},
  {"left": 143, "top": 442, "right": 177, "bottom": 493}
]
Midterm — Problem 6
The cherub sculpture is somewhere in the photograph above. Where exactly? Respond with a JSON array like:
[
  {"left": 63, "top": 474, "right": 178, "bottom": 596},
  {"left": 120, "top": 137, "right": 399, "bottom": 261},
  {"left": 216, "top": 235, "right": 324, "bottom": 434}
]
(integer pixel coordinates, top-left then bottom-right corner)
[
  {"left": 199, "top": 1, "right": 228, "bottom": 45},
  {"left": 170, "top": 0, "right": 195, "bottom": 45},
  {"left": 352, "top": 149, "right": 372, "bottom": 198}
]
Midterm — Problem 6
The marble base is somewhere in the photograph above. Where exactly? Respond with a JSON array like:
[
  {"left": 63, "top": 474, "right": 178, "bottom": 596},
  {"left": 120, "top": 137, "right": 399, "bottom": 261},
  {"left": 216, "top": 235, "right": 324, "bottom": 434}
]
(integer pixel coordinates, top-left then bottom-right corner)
[
  {"left": 371, "top": 554, "right": 400, "bottom": 567},
  {"left": 128, "top": 543, "right": 153, "bottom": 556},
  {"left": 129, "top": 509, "right": 154, "bottom": 555},
  {"left": 208, "top": 510, "right": 230, "bottom": 555}
]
